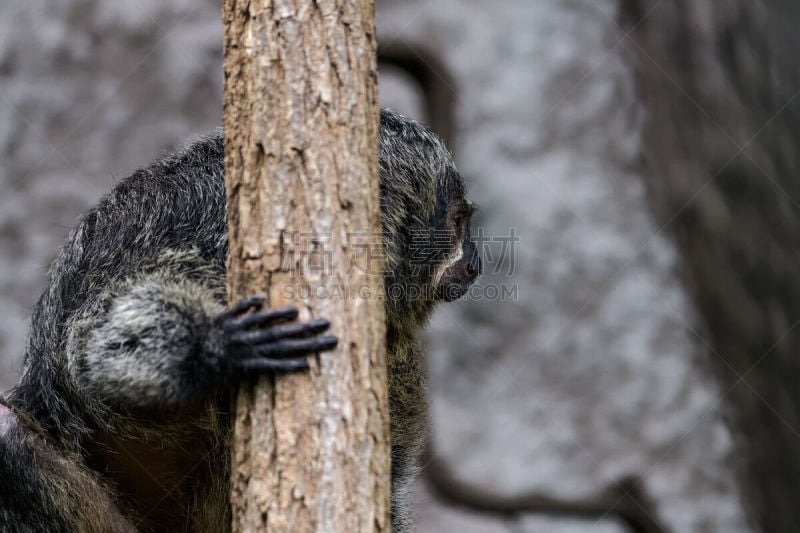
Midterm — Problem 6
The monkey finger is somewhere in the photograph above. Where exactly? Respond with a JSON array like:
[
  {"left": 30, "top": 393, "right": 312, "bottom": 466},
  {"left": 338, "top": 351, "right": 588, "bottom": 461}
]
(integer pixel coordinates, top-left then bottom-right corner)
[
  {"left": 223, "top": 306, "right": 299, "bottom": 331},
  {"left": 235, "top": 356, "right": 310, "bottom": 374},
  {"left": 254, "top": 335, "right": 339, "bottom": 359},
  {"left": 230, "top": 318, "right": 330, "bottom": 345},
  {"left": 216, "top": 295, "right": 265, "bottom": 321}
]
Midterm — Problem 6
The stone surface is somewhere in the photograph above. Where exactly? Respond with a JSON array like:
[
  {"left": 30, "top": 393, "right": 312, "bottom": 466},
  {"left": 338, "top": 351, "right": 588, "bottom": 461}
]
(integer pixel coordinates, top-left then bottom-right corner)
[
  {"left": 0, "top": 1, "right": 751, "bottom": 531},
  {"left": 0, "top": 0, "right": 223, "bottom": 389},
  {"left": 377, "top": 0, "right": 750, "bottom": 531}
]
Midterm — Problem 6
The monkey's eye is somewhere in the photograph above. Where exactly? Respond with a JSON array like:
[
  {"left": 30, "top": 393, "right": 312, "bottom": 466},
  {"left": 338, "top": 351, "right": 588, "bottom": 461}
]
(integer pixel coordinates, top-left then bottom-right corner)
[
  {"left": 106, "top": 338, "right": 138, "bottom": 351},
  {"left": 451, "top": 207, "right": 473, "bottom": 229},
  {"left": 448, "top": 203, "right": 476, "bottom": 239}
]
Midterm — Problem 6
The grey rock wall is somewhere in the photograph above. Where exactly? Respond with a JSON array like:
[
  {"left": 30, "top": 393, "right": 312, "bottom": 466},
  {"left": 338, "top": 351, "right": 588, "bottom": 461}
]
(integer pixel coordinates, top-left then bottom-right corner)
[
  {"left": 377, "top": 1, "right": 749, "bottom": 531},
  {"left": 0, "top": 1, "right": 751, "bottom": 531},
  {"left": 0, "top": 0, "right": 223, "bottom": 388}
]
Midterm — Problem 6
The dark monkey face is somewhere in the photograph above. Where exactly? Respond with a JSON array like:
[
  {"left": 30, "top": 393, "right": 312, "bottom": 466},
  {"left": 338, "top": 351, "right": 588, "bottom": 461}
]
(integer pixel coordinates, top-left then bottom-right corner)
[
  {"left": 378, "top": 108, "right": 481, "bottom": 321},
  {"left": 433, "top": 184, "right": 481, "bottom": 302}
]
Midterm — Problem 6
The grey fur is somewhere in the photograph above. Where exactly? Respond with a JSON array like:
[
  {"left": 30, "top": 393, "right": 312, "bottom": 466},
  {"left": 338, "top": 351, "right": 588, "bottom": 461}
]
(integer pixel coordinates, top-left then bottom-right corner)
[{"left": 0, "top": 109, "right": 479, "bottom": 532}]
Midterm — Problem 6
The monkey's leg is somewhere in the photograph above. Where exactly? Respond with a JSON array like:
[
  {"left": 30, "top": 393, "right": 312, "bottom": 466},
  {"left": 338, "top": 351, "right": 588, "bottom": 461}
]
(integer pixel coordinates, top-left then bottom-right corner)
[
  {"left": 67, "top": 278, "right": 337, "bottom": 412},
  {"left": 0, "top": 405, "right": 135, "bottom": 532}
]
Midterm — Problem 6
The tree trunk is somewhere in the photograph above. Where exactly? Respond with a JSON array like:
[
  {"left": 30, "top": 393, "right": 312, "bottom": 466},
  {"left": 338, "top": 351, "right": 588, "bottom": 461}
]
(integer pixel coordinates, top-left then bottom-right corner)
[
  {"left": 222, "top": 1, "right": 389, "bottom": 531},
  {"left": 622, "top": 1, "right": 800, "bottom": 531}
]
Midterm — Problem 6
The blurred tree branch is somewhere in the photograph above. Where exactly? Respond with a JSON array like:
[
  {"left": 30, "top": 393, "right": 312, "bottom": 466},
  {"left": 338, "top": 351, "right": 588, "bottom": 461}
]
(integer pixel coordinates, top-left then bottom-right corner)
[{"left": 622, "top": 1, "right": 800, "bottom": 531}]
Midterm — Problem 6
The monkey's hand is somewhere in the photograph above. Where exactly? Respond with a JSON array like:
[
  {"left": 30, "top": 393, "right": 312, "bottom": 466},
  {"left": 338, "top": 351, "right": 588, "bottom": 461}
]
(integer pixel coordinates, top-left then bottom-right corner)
[{"left": 208, "top": 295, "right": 338, "bottom": 376}]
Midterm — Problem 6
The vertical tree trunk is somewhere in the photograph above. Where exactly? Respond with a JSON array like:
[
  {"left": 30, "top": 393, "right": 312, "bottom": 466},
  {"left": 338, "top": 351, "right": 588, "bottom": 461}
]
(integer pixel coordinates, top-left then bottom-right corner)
[
  {"left": 222, "top": 1, "right": 389, "bottom": 531},
  {"left": 623, "top": 1, "right": 800, "bottom": 530}
]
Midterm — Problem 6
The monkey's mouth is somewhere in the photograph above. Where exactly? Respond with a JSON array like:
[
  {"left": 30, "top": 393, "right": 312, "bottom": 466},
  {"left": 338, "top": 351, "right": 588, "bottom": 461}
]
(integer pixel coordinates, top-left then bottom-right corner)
[
  {"left": 440, "top": 282, "right": 471, "bottom": 301},
  {"left": 438, "top": 263, "right": 480, "bottom": 302}
]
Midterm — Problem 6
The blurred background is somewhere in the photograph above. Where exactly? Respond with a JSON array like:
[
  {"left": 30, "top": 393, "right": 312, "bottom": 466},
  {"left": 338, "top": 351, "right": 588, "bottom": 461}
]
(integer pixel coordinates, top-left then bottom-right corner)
[{"left": 3, "top": 1, "right": 800, "bottom": 532}]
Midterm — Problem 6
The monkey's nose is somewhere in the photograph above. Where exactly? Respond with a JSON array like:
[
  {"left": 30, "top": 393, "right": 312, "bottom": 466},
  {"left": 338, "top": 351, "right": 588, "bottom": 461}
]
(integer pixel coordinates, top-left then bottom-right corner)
[{"left": 467, "top": 252, "right": 481, "bottom": 279}]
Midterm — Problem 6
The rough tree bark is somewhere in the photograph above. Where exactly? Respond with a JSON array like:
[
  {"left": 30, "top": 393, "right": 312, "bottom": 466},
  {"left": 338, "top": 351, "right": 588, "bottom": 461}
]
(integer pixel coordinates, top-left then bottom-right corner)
[
  {"left": 222, "top": 1, "right": 389, "bottom": 531},
  {"left": 622, "top": 1, "right": 800, "bottom": 531}
]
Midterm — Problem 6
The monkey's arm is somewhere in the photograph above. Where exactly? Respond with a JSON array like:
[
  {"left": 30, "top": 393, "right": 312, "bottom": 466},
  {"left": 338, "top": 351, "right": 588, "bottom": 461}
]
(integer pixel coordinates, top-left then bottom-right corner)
[{"left": 66, "top": 275, "right": 337, "bottom": 413}]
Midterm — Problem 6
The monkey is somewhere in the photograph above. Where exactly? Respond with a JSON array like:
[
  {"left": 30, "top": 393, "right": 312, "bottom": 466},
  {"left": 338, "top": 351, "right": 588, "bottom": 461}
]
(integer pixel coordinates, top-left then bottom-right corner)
[{"left": 0, "top": 108, "right": 481, "bottom": 532}]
